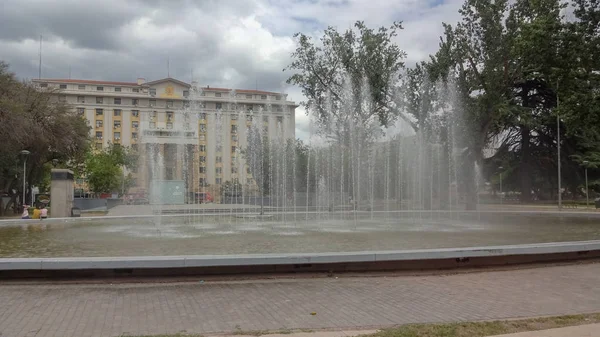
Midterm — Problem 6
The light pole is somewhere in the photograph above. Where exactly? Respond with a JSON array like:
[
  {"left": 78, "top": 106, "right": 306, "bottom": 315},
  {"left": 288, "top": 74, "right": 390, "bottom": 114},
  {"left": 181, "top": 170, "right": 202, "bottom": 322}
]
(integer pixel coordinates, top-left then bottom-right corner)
[
  {"left": 583, "top": 160, "right": 589, "bottom": 209},
  {"left": 499, "top": 166, "right": 503, "bottom": 205},
  {"left": 556, "top": 80, "right": 562, "bottom": 210},
  {"left": 20, "top": 150, "right": 30, "bottom": 206}
]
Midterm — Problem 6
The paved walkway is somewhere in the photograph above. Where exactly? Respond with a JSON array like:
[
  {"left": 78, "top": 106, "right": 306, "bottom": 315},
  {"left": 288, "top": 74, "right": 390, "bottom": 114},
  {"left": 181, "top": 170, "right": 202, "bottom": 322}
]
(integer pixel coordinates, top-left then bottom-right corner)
[{"left": 1, "top": 263, "right": 600, "bottom": 337}]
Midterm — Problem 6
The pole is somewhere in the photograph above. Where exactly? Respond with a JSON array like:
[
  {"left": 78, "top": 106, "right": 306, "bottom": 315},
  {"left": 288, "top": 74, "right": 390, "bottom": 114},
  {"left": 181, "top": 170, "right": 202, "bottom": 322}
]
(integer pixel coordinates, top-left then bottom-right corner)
[
  {"left": 22, "top": 160, "right": 27, "bottom": 206},
  {"left": 585, "top": 167, "right": 589, "bottom": 209},
  {"left": 557, "top": 114, "right": 562, "bottom": 210},
  {"left": 557, "top": 81, "right": 562, "bottom": 210},
  {"left": 500, "top": 172, "right": 503, "bottom": 205}
]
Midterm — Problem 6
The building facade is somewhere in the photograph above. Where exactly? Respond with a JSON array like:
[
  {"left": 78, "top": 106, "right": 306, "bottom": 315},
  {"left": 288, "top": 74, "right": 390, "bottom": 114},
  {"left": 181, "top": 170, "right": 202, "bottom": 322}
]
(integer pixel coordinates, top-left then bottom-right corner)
[{"left": 33, "top": 78, "right": 296, "bottom": 197}]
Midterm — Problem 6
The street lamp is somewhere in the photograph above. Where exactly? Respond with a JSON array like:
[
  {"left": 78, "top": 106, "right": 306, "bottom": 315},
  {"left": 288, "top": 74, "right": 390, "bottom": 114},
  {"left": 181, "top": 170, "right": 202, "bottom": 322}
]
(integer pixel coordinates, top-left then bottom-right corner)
[
  {"left": 583, "top": 160, "right": 589, "bottom": 209},
  {"left": 499, "top": 166, "right": 504, "bottom": 205},
  {"left": 20, "top": 150, "right": 30, "bottom": 206}
]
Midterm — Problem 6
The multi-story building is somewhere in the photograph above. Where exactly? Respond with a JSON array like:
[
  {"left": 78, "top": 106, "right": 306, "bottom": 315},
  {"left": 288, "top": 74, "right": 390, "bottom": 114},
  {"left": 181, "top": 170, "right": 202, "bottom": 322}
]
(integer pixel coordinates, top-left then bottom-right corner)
[{"left": 33, "top": 77, "right": 296, "bottom": 197}]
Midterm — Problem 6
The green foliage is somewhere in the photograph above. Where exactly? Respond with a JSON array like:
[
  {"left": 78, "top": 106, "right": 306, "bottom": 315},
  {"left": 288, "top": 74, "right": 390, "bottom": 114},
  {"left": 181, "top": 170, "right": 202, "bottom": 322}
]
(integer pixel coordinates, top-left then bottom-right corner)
[
  {"left": 0, "top": 61, "right": 90, "bottom": 214},
  {"left": 84, "top": 143, "right": 137, "bottom": 194},
  {"left": 285, "top": 21, "right": 406, "bottom": 135}
]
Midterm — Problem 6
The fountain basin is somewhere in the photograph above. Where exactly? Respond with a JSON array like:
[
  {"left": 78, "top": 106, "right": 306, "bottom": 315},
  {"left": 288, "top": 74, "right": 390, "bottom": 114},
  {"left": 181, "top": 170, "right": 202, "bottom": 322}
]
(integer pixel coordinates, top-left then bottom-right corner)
[{"left": 1, "top": 240, "right": 599, "bottom": 279}]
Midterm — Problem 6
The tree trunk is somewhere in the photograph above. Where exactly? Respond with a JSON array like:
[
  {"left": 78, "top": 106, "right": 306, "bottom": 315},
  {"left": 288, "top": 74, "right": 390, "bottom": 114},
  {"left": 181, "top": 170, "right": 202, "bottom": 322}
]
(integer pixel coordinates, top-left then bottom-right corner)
[{"left": 519, "top": 125, "right": 532, "bottom": 203}]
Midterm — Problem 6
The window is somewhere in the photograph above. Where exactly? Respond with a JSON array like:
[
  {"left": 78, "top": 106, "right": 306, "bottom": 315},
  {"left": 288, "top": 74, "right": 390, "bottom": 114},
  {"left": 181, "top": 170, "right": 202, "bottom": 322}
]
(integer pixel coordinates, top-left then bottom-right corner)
[
  {"left": 77, "top": 96, "right": 85, "bottom": 103},
  {"left": 232, "top": 135, "right": 238, "bottom": 142},
  {"left": 199, "top": 156, "right": 206, "bottom": 162},
  {"left": 247, "top": 167, "right": 251, "bottom": 174},
  {"left": 96, "top": 131, "right": 102, "bottom": 140},
  {"left": 96, "top": 97, "right": 103, "bottom": 104},
  {"left": 231, "top": 155, "right": 237, "bottom": 162},
  {"left": 201, "top": 102, "right": 206, "bottom": 108},
  {"left": 132, "top": 88, "right": 139, "bottom": 93},
  {"left": 216, "top": 103, "right": 222, "bottom": 109},
  {"left": 132, "top": 132, "right": 138, "bottom": 140},
  {"left": 277, "top": 106, "right": 283, "bottom": 112},
  {"left": 132, "top": 98, "right": 139, "bottom": 105},
  {"left": 96, "top": 108, "right": 103, "bottom": 116},
  {"left": 275, "top": 96, "right": 281, "bottom": 101},
  {"left": 231, "top": 113, "right": 237, "bottom": 120},
  {"left": 76, "top": 84, "right": 85, "bottom": 90},
  {"left": 58, "top": 95, "right": 66, "bottom": 102},
  {"left": 199, "top": 145, "right": 206, "bottom": 152},
  {"left": 261, "top": 95, "right": 267, "bottom": 99},
  {"left": 215, "top": 92, "right": 222, "bottom": 97},
  {"left": 59, "top": 84, "right": 67, "bottom": 89},
  {"left": 216, "top": 178, "right": 222, "bottom": 184},
  {"left": 216, "top": 167, "right": 222, "bottom": 174},
  {"left": 166, "top": 100, "right": 173, "bottom": 108},
  {"left": 231, "top": 146, "right": 237, "bottom": 153},
  {"left": 263, "top": 116, "right": 269, "bottom": 122},
  {"left": 199, "top": 135, "right": 206, "bottom": 141},
  {"left": 246, "top": 94, "right": 252, "bottom": 99},
  {"left": 97, "top": 86, "right": 104, "bottom": 91},
  {"left": 246, "top": 115, "right": 252, "bottom": 121},
  {"left": 132, "top": 121, "right": 139, "bottom": 129},
  {"left": 166, "top": 112, "right": 173, "bottom": 120},
  {"left": 216, "top": 156, "right": 222, "bottom": 163},
  {"left": 199, "top": 124, "right": 206, "bottom": 132},
  {"left": 114, "top": 121, "right": 121, "bottom": 128},
  {"left": 199, "top": 113, "right": 206, "bottom": 120},
  {"left": 199, "top": 167, "right": 207, "bottom": 174},
  {"left": 200, "top": 178, "right": 207, "bottom": 186},
  {"left": 149, "top": 88, "right": 156, "bottom": 96},
  {"left": 277, "top": 116, "right": 283, "bottom": 123},
  {"left": 166, "top": 122, "right": 173, "bottom": 129},
  {"left": 150, "top": 111, "right": 157, "bottom": 117},
  {"left": 114, "top": 87, "right": 121, "bottom": 92},
  {"left": 231, "top": 125, "right": 237, "bottom": 133},
  {"left": 114, "top": 109, "right": 121, "bottom": 117},
  {"left": 39, "top": 83, "right": 48, "bottom": 88},
  {"left": 114, "top": 132, "right": 121, "bottom": 140},
  {"left": 76, "top": 108, "right": 85, "bottom": 115},
  {"left": 131, "top": 110, "right": 139, "bottom": 117},
  {"left": 149, "top": 99, "right": 156, "bottom": 107},
  {"left": 216, "top": 145, "right": 222, "bottom": 152},
  {"left": 183, "top": 90, "right": 189, "bottom": 97},
  {"left": 96, "top": 120, "right": 103, "bottom": 128},
  {"left": 232, "top": 167, "right": 238, "bottom": 174},
  {"left": 248, "top": 105, "right": 253, "bottom": 112},
  {"left": 150, "top": 122, "right": 156, "bottom": 128}
]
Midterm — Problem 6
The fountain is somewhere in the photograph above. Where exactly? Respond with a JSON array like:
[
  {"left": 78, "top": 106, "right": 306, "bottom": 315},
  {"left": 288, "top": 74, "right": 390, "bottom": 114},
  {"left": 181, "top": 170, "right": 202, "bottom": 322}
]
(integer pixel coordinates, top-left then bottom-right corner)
[{"left": 1, "top": 74, "right": 600, "bottom": 263}]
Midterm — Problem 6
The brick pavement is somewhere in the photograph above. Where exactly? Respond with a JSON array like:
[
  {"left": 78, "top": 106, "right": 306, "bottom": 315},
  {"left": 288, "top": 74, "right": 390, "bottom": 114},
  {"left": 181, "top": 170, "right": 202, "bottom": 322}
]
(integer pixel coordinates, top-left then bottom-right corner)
[{"left": 1, "top": 263, "right": 600, "bottom": 337}]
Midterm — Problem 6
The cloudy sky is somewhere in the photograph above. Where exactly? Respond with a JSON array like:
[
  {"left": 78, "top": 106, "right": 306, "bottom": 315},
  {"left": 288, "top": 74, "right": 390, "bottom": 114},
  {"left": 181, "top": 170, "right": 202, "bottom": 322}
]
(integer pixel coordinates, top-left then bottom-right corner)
[{"left": 0, "top": 0, "right": 464, "bottom": 139}]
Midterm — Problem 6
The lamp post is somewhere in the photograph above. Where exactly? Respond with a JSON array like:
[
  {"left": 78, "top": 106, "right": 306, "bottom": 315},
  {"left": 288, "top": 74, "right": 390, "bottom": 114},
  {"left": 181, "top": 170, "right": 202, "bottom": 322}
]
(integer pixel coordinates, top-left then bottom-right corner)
[
  {"left": 20, "top": 150, "right": 30, "bottom": 206},
  {"left": 499, "top": 166, "right": 503, "bottom": 205},
  {"left": 583, "top": 160, "right": 589, "bottom": 209}
]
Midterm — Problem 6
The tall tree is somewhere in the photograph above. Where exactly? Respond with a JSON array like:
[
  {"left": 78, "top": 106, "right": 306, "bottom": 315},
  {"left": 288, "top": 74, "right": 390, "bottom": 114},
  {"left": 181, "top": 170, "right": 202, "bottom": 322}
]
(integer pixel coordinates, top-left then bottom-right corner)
[{"left": 0, "top": 62, "right": 90, "bottom": 214}]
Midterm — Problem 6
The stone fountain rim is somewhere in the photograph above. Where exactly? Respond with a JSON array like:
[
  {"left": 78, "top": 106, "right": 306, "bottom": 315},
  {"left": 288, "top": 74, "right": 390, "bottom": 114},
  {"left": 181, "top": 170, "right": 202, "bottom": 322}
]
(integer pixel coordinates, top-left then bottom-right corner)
[{"left": 1, "top": 240, "right": 599, "bottom": 271}]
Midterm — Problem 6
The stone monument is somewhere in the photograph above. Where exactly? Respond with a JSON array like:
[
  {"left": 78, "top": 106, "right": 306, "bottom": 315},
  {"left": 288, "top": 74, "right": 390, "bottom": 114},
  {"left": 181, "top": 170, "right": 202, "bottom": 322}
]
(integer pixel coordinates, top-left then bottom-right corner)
[{"left": 50, "top": 169, "right": 74, "bottom": 218}]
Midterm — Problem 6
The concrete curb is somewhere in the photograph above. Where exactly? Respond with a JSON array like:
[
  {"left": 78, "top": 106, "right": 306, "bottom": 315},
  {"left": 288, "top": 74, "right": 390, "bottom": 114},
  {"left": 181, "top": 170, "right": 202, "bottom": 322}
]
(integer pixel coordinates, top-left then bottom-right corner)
[{"left": 2, "top": 240, "right": 599, "bottom": 272}]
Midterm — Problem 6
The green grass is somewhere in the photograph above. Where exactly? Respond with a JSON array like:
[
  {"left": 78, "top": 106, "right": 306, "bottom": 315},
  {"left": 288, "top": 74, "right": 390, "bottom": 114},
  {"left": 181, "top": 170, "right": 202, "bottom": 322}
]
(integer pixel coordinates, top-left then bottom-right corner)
[
  {"left": 367, "top": 313, "right": 600, "bottom": 337},
  {"left": 119, "top": 313, "right": 600, "bottom": 337}
]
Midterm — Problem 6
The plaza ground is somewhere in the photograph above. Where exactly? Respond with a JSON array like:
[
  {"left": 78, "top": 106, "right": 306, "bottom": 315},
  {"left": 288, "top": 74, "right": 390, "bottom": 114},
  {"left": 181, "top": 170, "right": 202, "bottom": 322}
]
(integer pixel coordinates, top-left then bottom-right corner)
[{"left": 1, "top": 262, "right": 600, "bottom": 337}]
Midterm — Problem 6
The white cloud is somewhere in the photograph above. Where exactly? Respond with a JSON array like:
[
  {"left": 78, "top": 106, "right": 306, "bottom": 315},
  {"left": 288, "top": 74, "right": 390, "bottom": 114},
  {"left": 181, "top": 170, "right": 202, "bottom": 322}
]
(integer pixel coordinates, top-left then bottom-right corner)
[{"left": 0, "top": 0, "right": 465, "bottom": 140}]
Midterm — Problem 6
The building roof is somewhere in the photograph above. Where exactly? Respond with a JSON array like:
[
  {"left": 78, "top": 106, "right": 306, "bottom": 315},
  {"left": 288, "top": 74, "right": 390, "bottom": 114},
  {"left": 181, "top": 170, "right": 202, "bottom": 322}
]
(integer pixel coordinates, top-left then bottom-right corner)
[
  {"left": 35, "top": 78, "right": 286, "bottom": 96},
  {"left": 201, "top": 86, "right": 283, "bottom": 96},
  {"left": 35, "top": 78, "right": 139, "bottom": 86}
]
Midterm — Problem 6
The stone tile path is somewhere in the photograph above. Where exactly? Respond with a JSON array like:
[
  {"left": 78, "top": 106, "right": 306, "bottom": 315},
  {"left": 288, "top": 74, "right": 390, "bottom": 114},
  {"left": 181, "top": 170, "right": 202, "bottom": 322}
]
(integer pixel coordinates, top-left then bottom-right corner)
[{"left": 1, "top": 263, "right": 600, "bottom": 337}]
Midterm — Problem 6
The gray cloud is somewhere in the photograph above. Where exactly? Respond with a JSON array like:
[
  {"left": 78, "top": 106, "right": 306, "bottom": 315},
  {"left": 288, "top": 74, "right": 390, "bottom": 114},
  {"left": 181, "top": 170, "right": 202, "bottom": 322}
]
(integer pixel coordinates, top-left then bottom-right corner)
[{"left": 0, "top": 0, "right": 464, "bottom": 140}]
